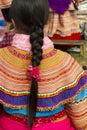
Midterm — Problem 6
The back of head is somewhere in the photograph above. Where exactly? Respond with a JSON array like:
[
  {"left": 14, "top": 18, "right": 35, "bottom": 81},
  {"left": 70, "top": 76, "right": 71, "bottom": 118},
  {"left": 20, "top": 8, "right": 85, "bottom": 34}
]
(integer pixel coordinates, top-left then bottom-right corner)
[
  {"left": 10, "top": 0, "right": 49, "bottom": 34},
  {"left": 10, "top": 0, "right": 49, "bottom": 128}
]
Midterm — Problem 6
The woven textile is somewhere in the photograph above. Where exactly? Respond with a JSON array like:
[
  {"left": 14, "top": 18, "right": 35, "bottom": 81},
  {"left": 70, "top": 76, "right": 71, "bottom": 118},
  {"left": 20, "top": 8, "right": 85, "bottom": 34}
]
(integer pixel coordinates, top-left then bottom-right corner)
[
  {"left": 44, "top": 2, "right": 81, "bottom": 38},
  {"left": 66, "top": 98, "right": 87, "bottom": 129},
  {"left": 0, "top": 30, "right": 15, "bottom": 47},
  {"left": 0, "top": 10, "right": 6, "bottom": 43},
  {"left": 0, "top": 34, "right": 87, "bottom": 129},
  {"left": 0, "top": 34, "right": 86, "bottom": 109},
  {"left": 0, "top": 0, "right": 12, "bottom": 9}
]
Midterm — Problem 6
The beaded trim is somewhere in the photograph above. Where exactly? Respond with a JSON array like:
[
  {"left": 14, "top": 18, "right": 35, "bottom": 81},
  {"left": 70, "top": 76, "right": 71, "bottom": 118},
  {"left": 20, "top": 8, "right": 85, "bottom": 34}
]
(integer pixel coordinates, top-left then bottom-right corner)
[
  {"left": 0, "top": 71, "right": 85, "bottom": 96},
  {"left": 0, "top": 83, "right": 86, "bottom": 110},
  {"left": 7, "top": 46, "right": 57, "bottom": 59},
  {"left": 1, "top": 109, "right": 67, "bottom": 127},
  {"left": 33, "top": 110, "right": 67, "bottom": 127}
]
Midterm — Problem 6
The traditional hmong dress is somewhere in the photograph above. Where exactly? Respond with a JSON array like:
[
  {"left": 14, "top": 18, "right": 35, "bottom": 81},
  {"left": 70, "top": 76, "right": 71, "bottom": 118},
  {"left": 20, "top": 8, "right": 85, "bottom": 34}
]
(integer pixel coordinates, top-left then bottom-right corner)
[
  {"left": 0, "top": 10, "right": 6, "bottom": 44},
  {"left": 0, "top": 0, "right": 12, "bottom": 46},
  {"left": 44, "top": 0, "right": 81, "bottom": 41},
  {"left": 0, "top": 34, "right": 87, "bottom": 130}
]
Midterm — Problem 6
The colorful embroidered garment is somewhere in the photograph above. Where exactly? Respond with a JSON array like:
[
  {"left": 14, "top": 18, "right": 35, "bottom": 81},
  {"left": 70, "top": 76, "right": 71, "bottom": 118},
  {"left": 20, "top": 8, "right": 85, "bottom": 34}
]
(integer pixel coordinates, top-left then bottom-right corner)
[
  {"left": 0, "top": 34, "right": 87, "bottom": 129},
  {"left": 44, "top": 2, "right": 81, "bottom": 39},
  {"left": 0, "top": 30, "right": 15, "bottom": 47},
  {"left": 0, "top": 10, "right": 6, "bottom": 44}
]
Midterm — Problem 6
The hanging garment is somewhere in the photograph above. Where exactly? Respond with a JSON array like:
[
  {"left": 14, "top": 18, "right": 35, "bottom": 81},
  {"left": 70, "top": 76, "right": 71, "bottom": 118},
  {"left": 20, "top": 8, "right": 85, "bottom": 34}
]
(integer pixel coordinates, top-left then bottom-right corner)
[
  {"left": 0, "top": 0, "right": 12, "bottom": 9},
  {"left": 0, "top": 10, "right": 6, "bottom": 44}
]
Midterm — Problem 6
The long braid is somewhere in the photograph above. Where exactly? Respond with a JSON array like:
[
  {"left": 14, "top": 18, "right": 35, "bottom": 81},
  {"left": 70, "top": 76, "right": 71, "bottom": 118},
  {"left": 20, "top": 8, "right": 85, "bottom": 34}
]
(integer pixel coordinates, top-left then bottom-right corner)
[
  {"left": 10, "top": 0, "right": 49, "bottom": 128},
  {"left": 29, "top": 26, "right": 44, "bottom": 127}
]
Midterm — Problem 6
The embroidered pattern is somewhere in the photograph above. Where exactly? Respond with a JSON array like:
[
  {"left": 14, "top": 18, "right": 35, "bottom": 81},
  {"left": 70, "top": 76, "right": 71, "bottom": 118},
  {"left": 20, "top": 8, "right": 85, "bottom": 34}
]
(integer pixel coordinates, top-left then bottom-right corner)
[{"left": 7, "top": 46, "right": 57, "bottom": 59}]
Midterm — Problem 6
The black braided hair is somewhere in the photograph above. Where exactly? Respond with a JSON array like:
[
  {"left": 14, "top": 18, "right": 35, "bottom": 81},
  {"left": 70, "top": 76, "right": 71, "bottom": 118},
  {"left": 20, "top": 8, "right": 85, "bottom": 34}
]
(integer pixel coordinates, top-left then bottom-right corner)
[
  {"left": 10, "top": 0, "right": 49, "bottom": 127},
  {"left": 29, "top": 26, "right": 44, "bottom": 127}
]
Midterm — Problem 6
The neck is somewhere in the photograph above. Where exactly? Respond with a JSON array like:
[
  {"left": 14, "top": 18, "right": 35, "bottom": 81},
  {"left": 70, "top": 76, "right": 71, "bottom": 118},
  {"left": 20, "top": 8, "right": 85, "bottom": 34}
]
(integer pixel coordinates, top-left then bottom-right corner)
[{"left": 12, "top": 33, "right": 54, "bottom": 52}]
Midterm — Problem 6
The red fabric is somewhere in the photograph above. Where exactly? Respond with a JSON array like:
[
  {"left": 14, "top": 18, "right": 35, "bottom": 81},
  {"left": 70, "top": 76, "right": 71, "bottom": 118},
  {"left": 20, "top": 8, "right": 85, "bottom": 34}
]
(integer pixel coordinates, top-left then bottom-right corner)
[
  {"left": 50, "top": 33, "right": 81, "bottom": 40},
  {"left": 49, "top": 33, "right": 81, "bottom": 49}
]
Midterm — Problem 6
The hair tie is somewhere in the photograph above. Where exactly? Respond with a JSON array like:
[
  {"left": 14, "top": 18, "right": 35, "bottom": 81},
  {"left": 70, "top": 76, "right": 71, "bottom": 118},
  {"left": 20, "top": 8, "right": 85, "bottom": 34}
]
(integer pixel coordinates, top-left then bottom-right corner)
[{"left": 28, "top": 65, "right": 40, "bottom": 80}]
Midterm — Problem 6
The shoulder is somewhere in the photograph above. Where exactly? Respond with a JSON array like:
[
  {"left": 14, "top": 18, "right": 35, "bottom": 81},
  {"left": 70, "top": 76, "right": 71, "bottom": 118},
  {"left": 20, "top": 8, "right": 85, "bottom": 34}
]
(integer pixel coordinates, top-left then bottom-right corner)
[
  {"left": 0, "top": 30, "right": 15, "bottom": 48},
  {"left": 55, "top": 49, "right": 85, "bottom": 88},
  {"left": 0, "top": 46, "right": 8, "bottom": 60},
  {"left": 56, "top": 49, "right": 77, "bottom": 67}
]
